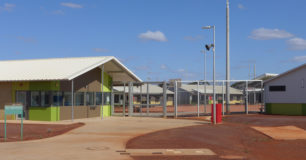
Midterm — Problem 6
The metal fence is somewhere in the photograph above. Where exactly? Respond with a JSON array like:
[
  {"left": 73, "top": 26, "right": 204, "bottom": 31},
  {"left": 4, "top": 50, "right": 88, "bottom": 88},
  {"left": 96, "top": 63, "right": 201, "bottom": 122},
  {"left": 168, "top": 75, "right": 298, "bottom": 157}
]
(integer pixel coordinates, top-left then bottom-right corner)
[{"left": 111, "top": 80, "right": 263, "bottom": 117}]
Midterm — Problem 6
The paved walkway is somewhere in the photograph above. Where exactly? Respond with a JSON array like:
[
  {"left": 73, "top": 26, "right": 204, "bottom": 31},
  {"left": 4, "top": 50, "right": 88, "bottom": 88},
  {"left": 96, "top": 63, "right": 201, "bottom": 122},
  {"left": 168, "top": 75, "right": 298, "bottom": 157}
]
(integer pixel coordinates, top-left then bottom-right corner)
[{"left": 0, "top": 117, "right": 205, "bottom": 160}]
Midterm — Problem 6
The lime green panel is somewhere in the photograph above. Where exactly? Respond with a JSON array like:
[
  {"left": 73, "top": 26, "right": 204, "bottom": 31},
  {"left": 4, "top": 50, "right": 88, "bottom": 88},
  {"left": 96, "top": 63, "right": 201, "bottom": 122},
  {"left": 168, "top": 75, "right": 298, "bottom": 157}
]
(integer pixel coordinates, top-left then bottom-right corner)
[
  {"left": 302, "top": 104, "right": 306, "bottom": 116},
  {"left": 102, "top": 72, "right": 112, "bottom": 92},
  {"left": 29, "top": 81, "right": 60, "bottom": 91},
  {"left": 265, "top": 103, "right": 272, "bottom": 114},
  {"left": 101, "top": 105, "right": 111, "bottom": 117},
  {"left": 29, "top": 107, "right": 60, "bottom": 121},
  {"left": 271, "top": 103, "right": 302, "bottom": 116}
]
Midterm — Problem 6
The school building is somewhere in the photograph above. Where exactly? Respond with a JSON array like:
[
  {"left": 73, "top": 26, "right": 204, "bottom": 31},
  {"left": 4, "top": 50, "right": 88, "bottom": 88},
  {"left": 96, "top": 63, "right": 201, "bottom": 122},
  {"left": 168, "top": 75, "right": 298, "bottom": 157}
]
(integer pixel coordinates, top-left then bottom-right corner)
[{"left": 0, "top": 56, "right": 141, "bottom": 121}]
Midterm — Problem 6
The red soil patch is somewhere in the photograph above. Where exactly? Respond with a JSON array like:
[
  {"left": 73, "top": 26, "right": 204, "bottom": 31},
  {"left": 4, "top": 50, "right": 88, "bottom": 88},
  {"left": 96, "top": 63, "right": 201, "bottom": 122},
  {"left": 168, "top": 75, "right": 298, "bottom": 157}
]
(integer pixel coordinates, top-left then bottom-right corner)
[
  {"left": 0, "top": 122, "right": 84, "bottom": 142},
  {"left": 127, "top": 114, "right": 306, "bottom": 160}
]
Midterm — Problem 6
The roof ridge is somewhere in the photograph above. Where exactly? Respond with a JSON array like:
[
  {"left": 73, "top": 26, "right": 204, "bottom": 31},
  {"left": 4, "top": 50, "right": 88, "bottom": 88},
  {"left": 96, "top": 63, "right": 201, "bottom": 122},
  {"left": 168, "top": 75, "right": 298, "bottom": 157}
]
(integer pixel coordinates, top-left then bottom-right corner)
[{"left": 0, "top": 56, "right": 114, "bottom": 62}]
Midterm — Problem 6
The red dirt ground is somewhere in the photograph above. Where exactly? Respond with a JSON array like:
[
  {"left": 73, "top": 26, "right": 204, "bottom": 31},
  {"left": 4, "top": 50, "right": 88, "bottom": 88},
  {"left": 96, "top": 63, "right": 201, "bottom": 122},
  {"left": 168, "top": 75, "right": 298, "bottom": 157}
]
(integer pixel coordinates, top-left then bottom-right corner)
[
  {"left": 127, "top": 114, "right": 306, "bottom": 160},
  {"left": 0, "top": 122, "right": 84, "bottom": 142}
]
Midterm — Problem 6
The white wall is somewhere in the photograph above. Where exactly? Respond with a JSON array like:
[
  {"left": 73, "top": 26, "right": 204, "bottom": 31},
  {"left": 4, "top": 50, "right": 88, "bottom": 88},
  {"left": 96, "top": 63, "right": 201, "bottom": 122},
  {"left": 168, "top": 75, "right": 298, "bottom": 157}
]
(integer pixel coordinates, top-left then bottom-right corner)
[{"left": 265, "top": 66, "right": 306, "bottom": 103}]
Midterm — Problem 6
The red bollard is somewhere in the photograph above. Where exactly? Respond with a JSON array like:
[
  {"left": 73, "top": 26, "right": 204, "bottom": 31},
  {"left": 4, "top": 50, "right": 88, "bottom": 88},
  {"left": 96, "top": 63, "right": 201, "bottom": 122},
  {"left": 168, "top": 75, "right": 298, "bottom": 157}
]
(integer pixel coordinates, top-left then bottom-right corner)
[{"left": 211, "top": 104, "right": 222, "bottom": 123}]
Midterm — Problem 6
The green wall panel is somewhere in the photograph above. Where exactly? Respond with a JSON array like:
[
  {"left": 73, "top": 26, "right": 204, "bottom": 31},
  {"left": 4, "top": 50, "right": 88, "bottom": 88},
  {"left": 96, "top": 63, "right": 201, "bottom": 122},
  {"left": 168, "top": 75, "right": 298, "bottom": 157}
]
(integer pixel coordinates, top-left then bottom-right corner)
[
  {"left": 302, "top": 104, "right": 306, "bottom": 116},
  {"left": 101, "top": 105, "right": 111, "bottom": 117},
  {"left": 29, "top": 81, "right": 60, "bottom": 91},
  {"left": 271, "top": 103, "right": 302, "bottom": 116},
  {"left": 266, "top": 103, "right": 306, "bottom": 116},
  {"left": 265, "top": 103, "right": 272, "bottom": 114},
  {"left": 29, "top": 107, "right": 60, "bottom": 121},
  {"left": 102, "top": 72, "right": 112, "bottom": 92}
]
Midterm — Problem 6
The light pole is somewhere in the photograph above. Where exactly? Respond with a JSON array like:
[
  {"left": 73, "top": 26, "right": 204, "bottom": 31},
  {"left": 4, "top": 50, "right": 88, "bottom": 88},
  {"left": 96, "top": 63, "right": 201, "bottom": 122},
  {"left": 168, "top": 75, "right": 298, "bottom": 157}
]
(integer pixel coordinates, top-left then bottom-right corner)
[
  {"left": 202, "top": 25, "right": 216, "bottom": 124},
  {"left": 201, "top": 50, "right": 207, "bottom": 113},
  {"left": 226, "top": 0, "right": 231, "bottom": 114}
]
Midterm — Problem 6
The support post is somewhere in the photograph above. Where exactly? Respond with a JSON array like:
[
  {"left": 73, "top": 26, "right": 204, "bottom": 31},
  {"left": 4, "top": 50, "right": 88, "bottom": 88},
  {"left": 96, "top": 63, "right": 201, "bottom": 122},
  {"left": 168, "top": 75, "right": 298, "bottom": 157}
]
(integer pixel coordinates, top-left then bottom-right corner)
[
  {"left": 71, "top": 79, "right": 74, "bottom": 121},
  {"left": 163, "top": 81, "right": 167, "bottom": 118},
  {"left": 128, "top": 82, "right": 133, "bottom": 117},
  {"left": 111, "top": 87, "right": 114, "bottom": 116},
  {"left": 245, "top": 81, "right": 249, "bottom": 114},
  {"left": 140, "top": 84, "right": 143, "bottom": 115},
  {"left": 174, "top": 81, "right": 178, "bottom": 118},
  {"left": 123, "top": 83, "right": 126, "bottom": 117},
  {"left": 261, "top": 80, "right": 264, "bottom": 113},
  {"left": 4, "top": 113, "right": 6, "bottom": 141},
  {"left": 204, "top": 80, "right": 207, "bottom": 114},
  {"left": 21, "top": 112, "right": 23, "bottom": 140},
  {"left": 146, "top": 83, "right": 149, "bottom": 116},
  {"left": 197, "top": 81, "right": 200, "bottom": 117},
  {"left": 101, "top": 64, "right": 104, "bottom": 119},
  {"left": 222, "top": 81, "right": 225, "bottom": 116}
]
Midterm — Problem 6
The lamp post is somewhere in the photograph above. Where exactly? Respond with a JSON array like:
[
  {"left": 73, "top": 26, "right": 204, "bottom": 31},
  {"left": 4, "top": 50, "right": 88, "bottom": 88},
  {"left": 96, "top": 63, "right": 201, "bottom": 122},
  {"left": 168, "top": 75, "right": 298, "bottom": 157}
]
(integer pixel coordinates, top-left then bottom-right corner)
[
  {"left": 202, "top": 25, "right": 216, "bottom": 124},
  {"left": 226, "top": 0, "right": 231, "bottom": 114},
  {"left": 201, "top": 50, "right": 207, "bottom": 113}
]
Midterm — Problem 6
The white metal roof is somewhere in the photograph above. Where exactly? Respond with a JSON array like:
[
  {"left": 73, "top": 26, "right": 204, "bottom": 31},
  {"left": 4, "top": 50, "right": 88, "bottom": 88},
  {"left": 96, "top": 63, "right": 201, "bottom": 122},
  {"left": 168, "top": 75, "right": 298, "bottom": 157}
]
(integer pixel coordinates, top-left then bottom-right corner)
[
  {"left": 0, "top": 56, "right": 142, "bottom": 82},
  {"left": 180, "top": 84, "right": 243, "bottom": 95},
  {"left": 264, "top": 63, "right": 306, "bottom": 84},
  {"left": 113, "top": 84, "right": 174, "bottom": 94}
]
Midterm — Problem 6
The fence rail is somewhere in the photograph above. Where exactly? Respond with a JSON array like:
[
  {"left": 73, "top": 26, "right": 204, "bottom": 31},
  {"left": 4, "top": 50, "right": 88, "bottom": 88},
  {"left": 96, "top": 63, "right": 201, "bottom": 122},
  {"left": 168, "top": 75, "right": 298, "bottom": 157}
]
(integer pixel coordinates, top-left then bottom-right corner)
[{"left": 112, "top": 80, "right": 264, "bottom": 117}]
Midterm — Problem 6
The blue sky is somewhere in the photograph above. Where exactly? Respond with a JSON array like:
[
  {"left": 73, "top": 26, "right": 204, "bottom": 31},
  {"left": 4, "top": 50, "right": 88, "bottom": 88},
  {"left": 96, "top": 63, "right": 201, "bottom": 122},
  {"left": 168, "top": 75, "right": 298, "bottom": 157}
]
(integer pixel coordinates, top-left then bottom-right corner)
[{"left": 0, "top": 0, "right": 306, "bottom": 81}]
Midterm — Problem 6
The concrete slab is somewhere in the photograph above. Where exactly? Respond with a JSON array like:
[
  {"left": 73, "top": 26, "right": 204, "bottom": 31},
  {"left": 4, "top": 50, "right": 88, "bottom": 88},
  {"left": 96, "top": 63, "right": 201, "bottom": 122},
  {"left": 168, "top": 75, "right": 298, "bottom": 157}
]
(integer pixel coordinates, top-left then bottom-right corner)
[
  {"left": 252, "top": 125, "right": 306, "bottom": 140},
  {"left": 0, "top": 117, "right": 206, "bottom": 160},
  {"left": 124, "top": 148, "right": 216, "bottom": 156}
]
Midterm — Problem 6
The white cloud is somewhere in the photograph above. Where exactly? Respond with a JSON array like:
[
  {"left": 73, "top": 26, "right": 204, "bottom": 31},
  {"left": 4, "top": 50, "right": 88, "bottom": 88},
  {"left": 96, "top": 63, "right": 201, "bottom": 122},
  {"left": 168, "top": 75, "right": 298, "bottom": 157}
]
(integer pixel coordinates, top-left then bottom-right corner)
[
  {"left": 60, "top": 2, "right": 83, "bottom": 9},
  {"left": 93, "top": 48, "right": 109, "bottom": 53},
  {"left": 287, "top": 38, "right": 306, "bottom": 50},
  {"left": 0, "top": 3, "right": 15, "bottom": 11},
  {"left": 238, "top": 4, "right": 246, "bottom": 10},
  {"left": 184, "top": 35, "right": 203, "bottom": 41},
  {"left": 52, "top": 10, "right": 64, "bottom": 15},
  {"left": 291, "top": 56, "right": 306, "bottom": 62},
  {"left": 249, "top": 28, "right": 293, "bottom": 40},
  {"left": 138, "top": 30, "right": 167, "bottom": 42}
]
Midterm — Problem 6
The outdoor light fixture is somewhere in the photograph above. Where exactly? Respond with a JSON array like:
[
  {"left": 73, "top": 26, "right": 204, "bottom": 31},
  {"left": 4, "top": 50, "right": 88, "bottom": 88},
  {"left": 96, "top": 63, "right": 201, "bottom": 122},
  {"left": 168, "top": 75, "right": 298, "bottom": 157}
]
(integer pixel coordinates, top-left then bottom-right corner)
[
  {"left": 205, "top": 44, "right": 214, "bottom": 51},
  {"left": 202, "top": 25, "right": 216, "bottom": 124}
]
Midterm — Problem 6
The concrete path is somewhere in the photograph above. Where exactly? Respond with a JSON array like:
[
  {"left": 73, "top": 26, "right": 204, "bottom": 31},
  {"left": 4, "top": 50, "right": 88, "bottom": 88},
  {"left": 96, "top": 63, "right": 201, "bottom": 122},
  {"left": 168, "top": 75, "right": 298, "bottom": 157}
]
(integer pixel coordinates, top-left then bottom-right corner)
[{"left": 0, "top": 117, "right": 206, "bottom": 160}]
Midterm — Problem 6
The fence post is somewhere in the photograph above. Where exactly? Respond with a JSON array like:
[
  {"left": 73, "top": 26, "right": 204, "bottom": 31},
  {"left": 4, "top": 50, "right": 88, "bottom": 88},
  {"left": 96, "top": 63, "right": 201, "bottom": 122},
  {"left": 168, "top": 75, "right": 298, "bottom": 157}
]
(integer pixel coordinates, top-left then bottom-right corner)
[
  {"left": 123, "top": 83, "right": 126, "bottom": 117},
  {"left": 146, "top": 83, "right": 149, "bottom": 116},
  {"left": 174, "top": 81, "right": 178, "bottom": 118},
  {"left": 163, "top": 81, "right": 167, "bottom": 118},
  {"left": 128, "top": 82, "right": 133, "bottom": 117},
  {"left": 204, "top": 80, "right": 207, "bottom": 114},
  {"left": 140, "top": 84, "right": 142, "bottom": 115},
  {"left": 222, "top": 81, "right": 225, "bottom": 116},
  {"left": 261, "top": 80, "right": 264, "bottom": 113},
  {"left": 245, "top": 81, "right": 249, "bottom": 114},
  {"left": 197, "top": 81, "right": 200, "bottom": 117}
]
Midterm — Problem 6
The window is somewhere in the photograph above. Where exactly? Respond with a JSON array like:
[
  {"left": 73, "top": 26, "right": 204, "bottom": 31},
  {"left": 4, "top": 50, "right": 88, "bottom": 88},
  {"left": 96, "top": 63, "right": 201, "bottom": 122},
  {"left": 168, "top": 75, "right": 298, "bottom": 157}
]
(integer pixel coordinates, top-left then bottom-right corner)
[
  {"left": 63, "top": 92, "right": 72, "bottom": 106},
  {"left": 114, "top": 94, "right": 120, "bottom": 104},
  {"left": 75, "top": 92, "right": 85, "bottom": 106},
  {"left": 86, "top": 92, "right": 94, "bottom": 106},
  {"left": 103, "top": 92, "right": 111, "bottom": 105},
  {"left": 41, "top": 91, "right": 51, "bottom": 107},
  {"left": 269, "top": 85, "right": 286, "bottom": 92},
  {"left": 52, "top": 92, "right": 63, "bottom": 106},
  {"left": 31, "top": 91, "right": 40, "bottom": 106},
  {"left": 95, "top": 92, "right": 102, "bottom": 105},
  {"left": 302, "top": 79, "right": 305, "bottom": 88}
]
